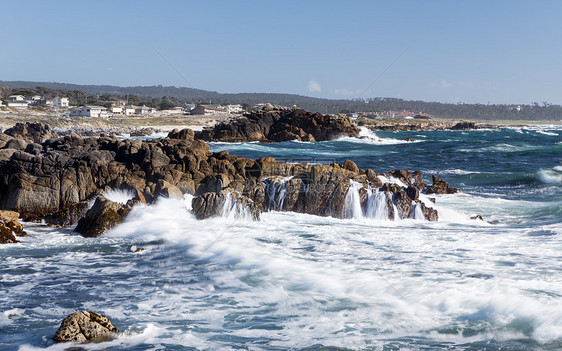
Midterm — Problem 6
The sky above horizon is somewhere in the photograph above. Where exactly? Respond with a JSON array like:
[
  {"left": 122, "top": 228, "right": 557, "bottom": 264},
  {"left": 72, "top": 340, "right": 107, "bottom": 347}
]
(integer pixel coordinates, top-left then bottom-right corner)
[{"left": 2, "top": 0, "right": 562, "bottom": 104}]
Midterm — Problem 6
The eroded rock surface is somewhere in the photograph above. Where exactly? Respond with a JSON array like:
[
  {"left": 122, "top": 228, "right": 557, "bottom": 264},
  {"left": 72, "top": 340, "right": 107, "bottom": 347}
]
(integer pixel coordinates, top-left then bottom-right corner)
[
  {"left": 54, "top": 311, "right": 118, "bottom": 343},
  {"left": 196, "top": 105, "right": 359, "bottom": 142}
]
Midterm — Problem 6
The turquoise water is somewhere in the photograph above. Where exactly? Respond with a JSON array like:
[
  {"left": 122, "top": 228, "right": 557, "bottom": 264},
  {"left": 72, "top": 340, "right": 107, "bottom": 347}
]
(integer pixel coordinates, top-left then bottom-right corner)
[{"left": 1, "top": 126, "right": 561, "bottom": 350}]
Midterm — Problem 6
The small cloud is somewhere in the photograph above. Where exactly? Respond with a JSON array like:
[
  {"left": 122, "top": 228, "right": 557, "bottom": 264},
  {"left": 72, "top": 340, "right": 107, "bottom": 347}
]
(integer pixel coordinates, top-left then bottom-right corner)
[
  {"left": 440, "top": 80, "right": 451, "bottom": 88},
  {"left": 308, "top": 80, "right": 322, "bottom": 93}
]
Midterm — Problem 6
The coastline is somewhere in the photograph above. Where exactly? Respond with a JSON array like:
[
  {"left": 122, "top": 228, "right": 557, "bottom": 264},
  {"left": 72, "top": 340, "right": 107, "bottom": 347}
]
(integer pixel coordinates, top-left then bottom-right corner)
[{"left": 1, "top": 109, "right": 561, "bottom": 137}]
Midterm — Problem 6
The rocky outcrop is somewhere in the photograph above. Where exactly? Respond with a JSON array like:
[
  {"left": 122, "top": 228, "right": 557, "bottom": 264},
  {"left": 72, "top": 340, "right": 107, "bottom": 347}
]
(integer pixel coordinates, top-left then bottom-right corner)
[
  {"left": 425, "top": 175, "right": 460, "bottom": 195},
  {"left": 54, "top": 311, "right": 118, "bottom": 343},
  {"left": 365, "top": 120, "right": 497, "bottom": 131},
  {"left": 195, "top": 105, "right": 359, "bottom": 142},
  {"left": 192, "top": 158, "right": 447, "bottom": 221},
  {"left": 450, "top": 121, "right": 477, "bottom": 130},
  {"left": 0, "top": 210, "right": 26, "bottom": 244},
  {"left": 0, "top": 119, "right": 459, "bottom": 234},
  {"left": 4, "top": 122, "right": 57, "bottom": 143},
  {"left": 74, "top": 197, "right": 130, "bottom": 237}
]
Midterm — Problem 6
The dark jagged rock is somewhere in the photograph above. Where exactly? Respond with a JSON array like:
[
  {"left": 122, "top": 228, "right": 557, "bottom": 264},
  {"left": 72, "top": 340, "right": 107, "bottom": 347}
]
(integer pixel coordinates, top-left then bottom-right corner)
[
  {"left": 425, "top": 175, "right": 460, "bottom": 195},
  {"left": 130, "top": 127, "right": 155, "bottom": 137},
  {"left": 44, "top": 201, "right": 90, "bottom": 227},
  {"left": 4, "top": 122, "right": 57, "bottom": 143},
  {"left": 75, "top": 197, "right": 129, "bottom": 238},
  {"left": 54, "top": 311, "right": 118, "bottom": 343},
  {"left": 192, "top": 188, "right": 260, "bottom": 220},
  {"left": 450, "top": 121, "right": 476, "bottom": 130},
  {"left": 195, "top": 106, "right": 359, "bottom": 142}
]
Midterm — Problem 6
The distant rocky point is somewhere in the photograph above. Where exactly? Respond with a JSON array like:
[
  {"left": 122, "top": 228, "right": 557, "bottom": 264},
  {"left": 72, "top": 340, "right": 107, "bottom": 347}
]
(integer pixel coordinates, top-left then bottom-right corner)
[
  {"left": 196, "top": 104, "right": 360, "bottom": 142},
  {"left": 363, "top": 120, "right": 498, "bottom": 131}
]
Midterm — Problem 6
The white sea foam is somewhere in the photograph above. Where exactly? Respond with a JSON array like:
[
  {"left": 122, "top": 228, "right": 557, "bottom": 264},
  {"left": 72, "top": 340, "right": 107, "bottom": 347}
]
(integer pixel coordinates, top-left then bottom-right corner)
[
  {"left": 101, "top": 188, "right": 135, "bottom": 204},
  {"left": 537, "top": 169, "right": 562, "bottom": 184},
  {"left": 427, "top": 169, "right": 483, "bottom": 175},
  {"left": 335, "top": 127, "right": 414, "bottom": 145},
  {"left": 7, "top": 185, "right": 562, "bottom": 349}
]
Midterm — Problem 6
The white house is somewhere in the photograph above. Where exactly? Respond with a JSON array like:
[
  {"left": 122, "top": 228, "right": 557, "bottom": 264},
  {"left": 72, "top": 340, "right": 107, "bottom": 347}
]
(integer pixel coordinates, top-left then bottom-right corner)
[
  {"left": 27, "top": 95, "right": 42, "bottom": 102},
  {"left": 226, "top": 104, "right": 244, "bottom": 114},
  {"left": 9, "top": 95, "right": 25, "bottom": 102},
  {"left": 135, "top": 105, "right": 156, "bottom": 115},
  {"left": 7, "top": 101, "right": 29, "bottom": 109},
  {"left": 70, "top": 106, "right": 109, "bottom": 118},
  {"left": 110, "top": 106, "right": 123, "bottom": 114},
  {"left": 124, "top": 107, "right": 137, "bottom": 116},
  {"left": 52, "top": 97, "right": 69, "bottom": 107}
]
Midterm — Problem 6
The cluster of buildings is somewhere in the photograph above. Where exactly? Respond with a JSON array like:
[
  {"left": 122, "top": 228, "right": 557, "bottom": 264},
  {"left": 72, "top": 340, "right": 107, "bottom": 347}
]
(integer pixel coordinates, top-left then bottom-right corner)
[
  {"left": 190, "top": 104, "right": 243, "bottom": 115},
  {"left": 1, "top": 93, "right": 247, "bottom": 118},
  {"left": 68, "top": 105, "right": 158, "bottom": 118},
  {"left": 2, "top": 95, "right": 69, "bottom": 109}
]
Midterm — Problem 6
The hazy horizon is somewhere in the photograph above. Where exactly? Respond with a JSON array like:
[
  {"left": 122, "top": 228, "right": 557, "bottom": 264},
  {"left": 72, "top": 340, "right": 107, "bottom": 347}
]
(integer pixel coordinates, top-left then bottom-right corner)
[{"left": 2, "top": 1, "right": 562, "bottom": 105}]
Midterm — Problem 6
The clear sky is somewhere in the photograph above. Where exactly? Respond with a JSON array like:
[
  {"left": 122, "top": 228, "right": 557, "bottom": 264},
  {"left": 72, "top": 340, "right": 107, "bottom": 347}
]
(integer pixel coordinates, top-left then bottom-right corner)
[{"left": 2, "top": 0, "right": 562, "bottom": 104}]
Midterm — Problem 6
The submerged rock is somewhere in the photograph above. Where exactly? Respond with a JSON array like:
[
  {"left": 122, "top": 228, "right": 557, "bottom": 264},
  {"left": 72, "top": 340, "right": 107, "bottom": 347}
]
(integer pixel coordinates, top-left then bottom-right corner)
[{"left": 54, "top": 311, "right": 118, "bottom": 343}]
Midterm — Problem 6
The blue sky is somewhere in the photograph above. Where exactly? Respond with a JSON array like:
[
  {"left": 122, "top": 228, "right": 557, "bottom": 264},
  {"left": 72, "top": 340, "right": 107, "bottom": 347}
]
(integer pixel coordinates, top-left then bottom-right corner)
[{"left": 2, "top": 0, "right": 562, "bottom": 104}]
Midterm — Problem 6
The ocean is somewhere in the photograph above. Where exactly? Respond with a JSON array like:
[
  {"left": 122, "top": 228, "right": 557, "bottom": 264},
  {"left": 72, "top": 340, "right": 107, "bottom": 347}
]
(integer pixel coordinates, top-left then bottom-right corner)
[{"left": 1, "top": 126, "right": 561, "bottom": 350}]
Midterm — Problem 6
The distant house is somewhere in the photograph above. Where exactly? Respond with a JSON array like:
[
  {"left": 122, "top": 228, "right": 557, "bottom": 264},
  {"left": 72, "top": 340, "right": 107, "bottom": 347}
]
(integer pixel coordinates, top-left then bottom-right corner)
[
  {"left": 110, "top": 106, "right": 123, "bottom": 114},
  {"left": 52, "top": 97, "right": 70, "bottom": 107},
  {"left": 7, "top": 101, "right": 29, "bottom": 109},
  {"left": 9, "top": 95, "right": 25, "bottom": 102},
  {"left": 135, "top": 105, "right": 156, "bottom": 115},
  {"left": 226, "top": 104, "right": 244, "bottom": 114},
  {"left": 70, "top": 106, "right": 109, "bottom": 118},
  {"left": 27, "top": 95, "right": 42, "bottom": 102},
  {"left": 191, "top": 104, "right": 227, "bottom": 115},
  {"left": 124, "top": 107, "right": 137, "bottom": 116}
]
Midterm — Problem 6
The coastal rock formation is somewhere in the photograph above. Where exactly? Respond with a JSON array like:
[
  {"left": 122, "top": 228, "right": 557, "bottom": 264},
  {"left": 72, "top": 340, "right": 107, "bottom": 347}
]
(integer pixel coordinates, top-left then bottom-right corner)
[
  {"left": 4, "top": 122, "right": 57, "bottom": 143},
  {"left": 365, "top": 120, "right": 497, "bottom": 131},
  {"left": 74, "top": 197, "right": 130, "bottom": 238},
  {"left": 0, "top": 210, "right": 26, "bottom": 244},
  {"left": 54, "top": 311, "right": 118, "bottom": 343},
  {"left": 195, "top": 105, "right": 359, "bottom": 142},
  {"left": 192, "top": 158, "right": 441, "bottom": 221},
  {"left": 425, "top": 175, "right": 460, "bottom": 195},
  {"left": 0, "top": 121, "right": 459, "bottom": 235}
]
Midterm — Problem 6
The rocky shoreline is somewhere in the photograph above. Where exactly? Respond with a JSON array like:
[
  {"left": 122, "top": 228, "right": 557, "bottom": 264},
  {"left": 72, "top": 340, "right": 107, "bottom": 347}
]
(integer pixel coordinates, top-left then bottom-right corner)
[{"left": 0, "top": 113, "right": 460, "bottom": 241}]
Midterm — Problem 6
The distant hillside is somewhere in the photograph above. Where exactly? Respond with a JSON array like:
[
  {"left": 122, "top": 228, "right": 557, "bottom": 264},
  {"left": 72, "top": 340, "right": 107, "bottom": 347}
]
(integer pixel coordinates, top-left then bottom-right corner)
[{"left": 2, "top": 80, "right": 561, "bottom": 121}]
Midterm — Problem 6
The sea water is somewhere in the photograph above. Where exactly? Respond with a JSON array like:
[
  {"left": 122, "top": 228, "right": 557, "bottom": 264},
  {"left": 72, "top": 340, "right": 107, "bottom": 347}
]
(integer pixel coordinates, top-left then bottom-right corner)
[{"left": 1, "top": 126, "right": 561, "bottom": 350}]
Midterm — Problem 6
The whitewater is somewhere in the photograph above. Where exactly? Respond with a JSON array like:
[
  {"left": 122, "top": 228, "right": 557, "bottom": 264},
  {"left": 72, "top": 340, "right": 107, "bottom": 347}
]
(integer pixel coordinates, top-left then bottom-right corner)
[{"left": 1, "top": 126, "right": 561, "bottom": 350}]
